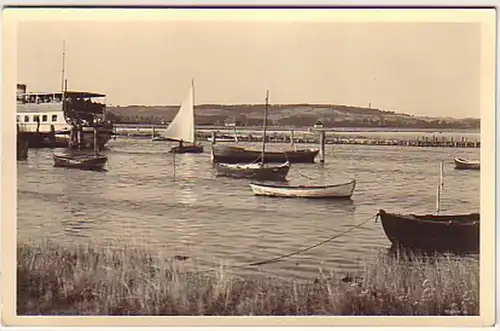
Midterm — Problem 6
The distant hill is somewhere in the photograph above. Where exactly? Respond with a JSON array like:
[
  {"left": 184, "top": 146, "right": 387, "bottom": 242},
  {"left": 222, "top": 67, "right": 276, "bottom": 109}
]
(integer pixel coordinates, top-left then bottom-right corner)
[{"left": 106, "top": 104, "right": 480, "bottom": 130}]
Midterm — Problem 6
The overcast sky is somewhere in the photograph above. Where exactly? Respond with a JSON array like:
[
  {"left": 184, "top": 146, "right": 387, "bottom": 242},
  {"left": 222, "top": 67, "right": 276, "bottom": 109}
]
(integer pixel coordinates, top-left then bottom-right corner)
[{"left": 17, "top": 15, "right": 481, "bottom": 118}]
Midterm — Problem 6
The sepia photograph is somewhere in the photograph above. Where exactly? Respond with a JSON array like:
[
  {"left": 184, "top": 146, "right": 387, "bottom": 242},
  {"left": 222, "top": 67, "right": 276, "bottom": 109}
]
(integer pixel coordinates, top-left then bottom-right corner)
[{"left": 2, "top": 5, "right": 496, "bottom": 328}]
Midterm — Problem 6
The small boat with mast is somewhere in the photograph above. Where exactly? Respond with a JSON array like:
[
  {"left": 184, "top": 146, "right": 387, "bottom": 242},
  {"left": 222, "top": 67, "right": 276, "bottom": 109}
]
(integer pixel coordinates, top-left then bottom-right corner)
[
  {"left": 52, "top": 79, "right": 108, "bottom": 171},
  {"left": 214, "top": 90, "right": 290, "bottom": 181},
  {"left": 210, "top": 96, "right": 319, "bottom": 164},
  {"left": 158, "top": 79, "right": 204, "bottom": 154},
  {"left": 377, "top": 161, "right": 480, "bottom": 253}
]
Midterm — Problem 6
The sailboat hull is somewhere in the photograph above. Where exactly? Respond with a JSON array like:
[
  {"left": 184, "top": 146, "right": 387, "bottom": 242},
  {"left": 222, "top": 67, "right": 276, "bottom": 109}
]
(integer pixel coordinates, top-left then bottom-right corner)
[
  {"left": 169, "top": 144, "right": 204, "bottom": 154},
  {"left": 211, "top": 145, "right": 319, "bottom": 164},
  {"left": 215, "top": 161, "right": 290, "bottom": 181}
]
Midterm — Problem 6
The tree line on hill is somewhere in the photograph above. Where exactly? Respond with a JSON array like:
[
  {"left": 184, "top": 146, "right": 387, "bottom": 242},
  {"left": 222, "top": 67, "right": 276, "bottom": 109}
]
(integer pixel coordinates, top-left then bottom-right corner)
[{"left": 105, "top": 106, "right": 480, "bottom": 130}]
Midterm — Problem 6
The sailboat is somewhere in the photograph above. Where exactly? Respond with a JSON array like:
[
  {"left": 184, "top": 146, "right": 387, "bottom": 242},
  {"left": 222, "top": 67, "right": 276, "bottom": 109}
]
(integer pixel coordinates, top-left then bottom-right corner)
[
  {"left": 214, "top": 90, "right": 290, "bottom": 181},
  {"left": 165, "top": 80, "right": 204, "bottom": 154},
  {"left": 211, "top": 103, "right": 318, "bottom": 164}
]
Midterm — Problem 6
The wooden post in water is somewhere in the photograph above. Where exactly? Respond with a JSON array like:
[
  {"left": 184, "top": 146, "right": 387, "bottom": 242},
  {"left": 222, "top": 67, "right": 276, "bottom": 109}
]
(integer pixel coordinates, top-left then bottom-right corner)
[
  {"left": 172, "top": 150, "right": 176, "bottom": 179},
  {"left": 152, "top": 126, "right": 156, "bottom": 140},
  {"left": 261, "top": 90, "right": 269, "bottom": 165},
  {"left": 211, "top": 131, "right": 216, "bottom": 145},
  {"left": 233, "top": 127, "right": 238, "bottom": 143},
  {"left": 290, "top": 130, "right": 296, "bottom": 151},
  {"left": 17, "top": 124, "right": 29, "bottom": 161},
  {"left": 93, "top": 127, "right": 98, "bottom": 157},
  {"left": 436, "top": 160, "right": 444, "bottom": 214},
  {"left": 78, "top": 121, "right": 84, "bottom": 150},
  {"left": 319, "top": 130, "right": 326, "bottom": 164}
]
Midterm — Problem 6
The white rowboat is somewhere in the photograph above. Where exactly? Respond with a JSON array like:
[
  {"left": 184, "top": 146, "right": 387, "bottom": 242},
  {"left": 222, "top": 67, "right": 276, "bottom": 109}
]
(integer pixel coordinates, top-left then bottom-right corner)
[
  {"left": 453, "top": 157, "right": 480, "bottom": 170},
  {"left": 249, "top": 179, "right": 356, "bottom": 199}
]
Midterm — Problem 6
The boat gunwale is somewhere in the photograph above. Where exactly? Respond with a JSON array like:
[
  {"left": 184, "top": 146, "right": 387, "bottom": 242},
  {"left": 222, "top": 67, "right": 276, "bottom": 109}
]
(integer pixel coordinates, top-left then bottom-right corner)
[
  {"left": 215, "top": 146, "right": 320, "bottom": 154},
  {"left": 378, "top": 209, "right": 479, "bottom": 226},
  {"left": 249, "top": 179, "right": 356, "bottom": 190},
  {"left": 218, "top": 161, "right": 290, "bottom": 170},
  {"left": 454, "top": 157, "right": 480, "bottom": 165}
]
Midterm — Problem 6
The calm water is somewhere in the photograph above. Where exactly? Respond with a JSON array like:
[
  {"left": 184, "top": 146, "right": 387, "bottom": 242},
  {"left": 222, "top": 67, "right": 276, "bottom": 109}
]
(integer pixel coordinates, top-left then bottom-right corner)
[{"left": 17, "top": 137, "right": 480, "bottom": 280}]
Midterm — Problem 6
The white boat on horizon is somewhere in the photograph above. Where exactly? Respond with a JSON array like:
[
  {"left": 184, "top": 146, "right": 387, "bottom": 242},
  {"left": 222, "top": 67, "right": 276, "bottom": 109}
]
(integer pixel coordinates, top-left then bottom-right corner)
[{"left": 453, "top": 157, "right": 480, "bottom": 170}]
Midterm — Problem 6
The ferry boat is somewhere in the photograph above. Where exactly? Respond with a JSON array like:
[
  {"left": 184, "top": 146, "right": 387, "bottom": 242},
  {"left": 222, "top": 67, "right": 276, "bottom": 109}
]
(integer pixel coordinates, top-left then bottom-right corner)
[{"left": 16, "top": 83, "right": 114, "bottom": 149}]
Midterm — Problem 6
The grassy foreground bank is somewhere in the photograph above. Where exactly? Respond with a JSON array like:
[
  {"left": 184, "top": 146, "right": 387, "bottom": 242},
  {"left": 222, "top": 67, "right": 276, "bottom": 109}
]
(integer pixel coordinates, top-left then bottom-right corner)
[{"left": 17, "top": 241, "right": 479, "bottom": 315}]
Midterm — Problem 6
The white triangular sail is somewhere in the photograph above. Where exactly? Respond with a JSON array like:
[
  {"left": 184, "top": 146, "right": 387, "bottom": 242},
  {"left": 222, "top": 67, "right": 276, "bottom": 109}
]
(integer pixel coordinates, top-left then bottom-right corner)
[{"left": 164, "top": 83, "right": 195, "bottom": 143}]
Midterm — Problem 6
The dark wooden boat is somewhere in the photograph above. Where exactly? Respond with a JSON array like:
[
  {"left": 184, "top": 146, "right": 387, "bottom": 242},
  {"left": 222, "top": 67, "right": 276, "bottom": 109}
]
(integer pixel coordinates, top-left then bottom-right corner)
[
  {"left": 169, "top": 143, "right": 204, "bottom": 154},
  {"left": 53, "top": 152, "right": 108, "bottom": 171},
  {"left": 377, "top": 209, "right": 479, "bottom": 253},
  {"left": 214, "top": 91, "right": 291, "bottom": 181},
  {"left": 52, "top": 111, "right": 108, "bottom": 171},
  {"left": 211, "top": 145, "right": 318, "bottom": 164},
  {"left": 215, "top": 161, "right": 290, "bottom": 181},
  {"left": 454, "top": 157, "right": 480, "bottom": 170}
]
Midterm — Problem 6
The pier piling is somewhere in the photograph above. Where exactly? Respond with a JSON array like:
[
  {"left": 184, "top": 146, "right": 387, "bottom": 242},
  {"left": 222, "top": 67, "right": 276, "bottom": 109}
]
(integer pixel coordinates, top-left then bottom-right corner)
[
  {"left": 16, "top": 124, "right": 28, "bottom": 161},
  {"left": 211, "top": 131, "right": 217, "bottom": 145},
  {"left": 319, "top": 130, "right": 326, "bottom": 164}
]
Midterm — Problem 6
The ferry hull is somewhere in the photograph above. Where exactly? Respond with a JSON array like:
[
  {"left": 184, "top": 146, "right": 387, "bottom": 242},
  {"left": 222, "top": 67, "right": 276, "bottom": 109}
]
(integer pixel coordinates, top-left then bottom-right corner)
[{"left": 26, "top": 128, "right": 113, "bottom": 149}]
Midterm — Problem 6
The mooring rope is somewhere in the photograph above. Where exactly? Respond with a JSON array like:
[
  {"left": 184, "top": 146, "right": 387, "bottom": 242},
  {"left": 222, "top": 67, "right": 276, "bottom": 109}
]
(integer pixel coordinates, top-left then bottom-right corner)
[
  {"left": 181, "top": 213, "right": 378, "bottom": 275},
  {"left": 295, "top": 169, "right": 315, "bottom": 181}
]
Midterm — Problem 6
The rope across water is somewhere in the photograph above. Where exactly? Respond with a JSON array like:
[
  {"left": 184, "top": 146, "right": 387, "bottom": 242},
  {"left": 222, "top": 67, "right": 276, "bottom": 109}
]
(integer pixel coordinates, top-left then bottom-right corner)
[{"left": 181, "top": 213, "right": 378, "bottom": 275}]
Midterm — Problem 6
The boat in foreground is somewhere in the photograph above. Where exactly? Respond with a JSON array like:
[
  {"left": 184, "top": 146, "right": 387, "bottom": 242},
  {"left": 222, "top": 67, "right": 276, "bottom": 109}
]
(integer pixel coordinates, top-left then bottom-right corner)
[
  {"left": 216, "top": 161, "right": 290, "bottom": 181},
  {"left": 377, "top": 209, "right": 479, "bottom": 253},
  {"left": 249, "top": 179, "right": 356, "bottom": 199},
  {"left": 454, "top": 157, "right": 480, "bottom": 170},
  {"left": 53, "top": 152, "right": 108, "bottom": 171}
]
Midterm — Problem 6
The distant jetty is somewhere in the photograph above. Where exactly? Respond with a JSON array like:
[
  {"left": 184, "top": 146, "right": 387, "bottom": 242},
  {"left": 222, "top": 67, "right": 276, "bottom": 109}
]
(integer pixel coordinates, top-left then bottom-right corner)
[{"left": 114, "top": 126, "right": 480, "bottom": 149}]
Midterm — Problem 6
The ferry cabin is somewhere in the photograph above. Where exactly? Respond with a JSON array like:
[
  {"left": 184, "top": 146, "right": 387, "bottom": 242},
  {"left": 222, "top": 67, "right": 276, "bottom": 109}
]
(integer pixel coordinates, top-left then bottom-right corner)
[{"left": 16, "top": 90, "right": 107, "bottom": 134}]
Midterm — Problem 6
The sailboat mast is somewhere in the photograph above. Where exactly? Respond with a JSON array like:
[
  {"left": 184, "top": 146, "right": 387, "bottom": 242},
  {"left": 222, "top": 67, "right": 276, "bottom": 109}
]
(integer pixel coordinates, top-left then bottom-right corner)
[
  {"left": 192, "top": 78, "right": 196, "bottom": 143},
  {"left": 261, "top": 90, "right": 269, "bottom": 165},
  {"left": 60, "top": 40, "right": 66, "bottom": 92}
]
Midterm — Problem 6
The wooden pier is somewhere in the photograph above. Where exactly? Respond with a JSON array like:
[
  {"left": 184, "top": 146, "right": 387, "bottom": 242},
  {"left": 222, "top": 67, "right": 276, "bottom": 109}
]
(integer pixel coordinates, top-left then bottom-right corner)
[{"left": 116, "top": 127, "right": 480, "bottom": 149}]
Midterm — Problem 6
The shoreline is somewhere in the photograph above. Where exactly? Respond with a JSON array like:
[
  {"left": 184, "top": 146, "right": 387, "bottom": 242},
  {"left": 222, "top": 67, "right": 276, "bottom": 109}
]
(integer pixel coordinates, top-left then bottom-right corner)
[{"left": 17, "top": 240, "right": 479, "bottom": 316}]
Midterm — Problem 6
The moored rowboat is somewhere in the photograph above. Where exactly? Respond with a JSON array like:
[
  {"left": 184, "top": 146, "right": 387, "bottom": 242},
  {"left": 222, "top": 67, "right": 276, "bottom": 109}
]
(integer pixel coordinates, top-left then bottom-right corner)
[
  {"left": 53, "top": 152, "right": 108, "bottom": 171},
  {"left": 249, "top": 179, "right": 356, "bottom": 199},
  {"left": 453, "top": 157, "right": 480, "bottom": 170},
  {"left": 377, "top": 209, "right": 480, "bottom": 253}
]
